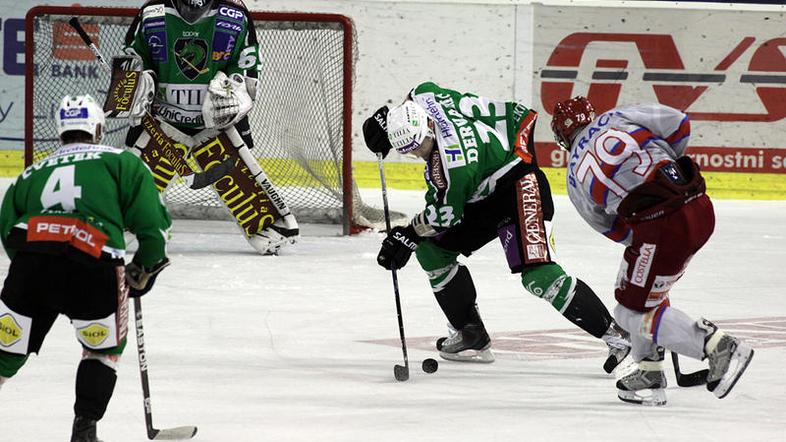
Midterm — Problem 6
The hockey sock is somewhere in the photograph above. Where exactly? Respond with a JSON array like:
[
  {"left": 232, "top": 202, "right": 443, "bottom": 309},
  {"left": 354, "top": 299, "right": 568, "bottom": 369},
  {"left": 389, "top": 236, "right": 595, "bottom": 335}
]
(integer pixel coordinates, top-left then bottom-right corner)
[
  {"left": 614, "top": 303, "right": 705, "bottom": 361},
  {"left": 74, "top": 359, "right": 117, "bottom": 421},
  {"left": 433, "top": 264, "right": 478, "bottom": 330},
  {"left": 0, "top": 350, "right": 27, "bottom": 378},
  {"left": 561, "top": 279, "right": 614, "bottom": 338},
  {"left": 521, "top": 265, "right": 612, "bottom": 338}
]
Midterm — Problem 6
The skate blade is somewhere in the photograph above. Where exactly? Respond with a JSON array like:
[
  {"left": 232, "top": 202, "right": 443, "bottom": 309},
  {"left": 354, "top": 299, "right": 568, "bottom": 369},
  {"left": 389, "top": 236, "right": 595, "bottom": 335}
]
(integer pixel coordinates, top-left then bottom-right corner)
[
  {"left": 712, "top": 344, "right": 754, "bottom": 399},
  {"left": 439, "top": 348, "right": 495, "bottom": 363},
  {"left": 617, "top": 388, "right": 667, "bottom": 406}
]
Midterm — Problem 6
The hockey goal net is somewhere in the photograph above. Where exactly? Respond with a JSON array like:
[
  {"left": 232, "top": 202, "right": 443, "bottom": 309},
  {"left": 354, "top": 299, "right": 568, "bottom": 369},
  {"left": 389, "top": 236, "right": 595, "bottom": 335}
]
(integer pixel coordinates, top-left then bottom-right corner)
[{"left": 25, "top": 6, "right": 404, "bottom": 234}]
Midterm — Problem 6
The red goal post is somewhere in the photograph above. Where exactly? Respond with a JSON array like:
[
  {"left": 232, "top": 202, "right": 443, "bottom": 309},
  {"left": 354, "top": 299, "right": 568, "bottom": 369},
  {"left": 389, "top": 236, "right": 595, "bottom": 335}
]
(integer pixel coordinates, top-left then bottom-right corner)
[{"left": 25, "top": 5, "right": 399, "bottom": 234}]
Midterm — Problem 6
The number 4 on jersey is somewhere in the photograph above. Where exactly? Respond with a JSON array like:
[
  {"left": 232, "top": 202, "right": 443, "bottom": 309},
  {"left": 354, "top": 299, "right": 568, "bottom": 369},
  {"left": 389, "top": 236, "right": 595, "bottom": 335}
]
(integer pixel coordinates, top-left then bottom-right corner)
[{"left": 41, "top": 165, "right": 82, "bottom": 211}]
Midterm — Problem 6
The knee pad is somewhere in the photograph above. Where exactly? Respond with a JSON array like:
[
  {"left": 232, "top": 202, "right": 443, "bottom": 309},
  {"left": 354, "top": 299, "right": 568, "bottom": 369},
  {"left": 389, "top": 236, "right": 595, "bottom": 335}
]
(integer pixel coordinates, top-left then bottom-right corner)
[
  {"left": 416, "top": 241, "right": 461, "bottom": 290},
  {"left": 521, "top": 263, "right": 573, "bottom": 310}
]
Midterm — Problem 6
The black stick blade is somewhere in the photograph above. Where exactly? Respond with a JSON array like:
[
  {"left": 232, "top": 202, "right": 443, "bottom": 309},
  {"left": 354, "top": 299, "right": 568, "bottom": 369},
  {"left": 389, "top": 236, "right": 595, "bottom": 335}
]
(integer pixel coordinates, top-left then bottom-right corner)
[{"left": 394, "top": 364, "right": 409, "bottom": 382}]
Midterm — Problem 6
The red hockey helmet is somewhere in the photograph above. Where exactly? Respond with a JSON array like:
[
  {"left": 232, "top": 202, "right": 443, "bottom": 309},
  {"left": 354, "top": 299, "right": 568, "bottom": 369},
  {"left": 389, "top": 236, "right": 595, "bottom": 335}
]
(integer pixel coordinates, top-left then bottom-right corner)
[{"left": 551, "top": 96, "right": 595, "bottom": 150}]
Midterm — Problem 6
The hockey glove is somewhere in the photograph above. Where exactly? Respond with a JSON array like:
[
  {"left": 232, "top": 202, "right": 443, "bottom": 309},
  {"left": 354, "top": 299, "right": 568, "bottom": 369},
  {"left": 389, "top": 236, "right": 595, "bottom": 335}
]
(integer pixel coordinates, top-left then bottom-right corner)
[
  {"left": 125, "top": 258, "right": 170, "bottom": 298},
  {"left": 377, "top": 225, "right": 421, "bottom": 270},
  {"left": 363, "top": 106, "right": 393, "bottom": 158}
]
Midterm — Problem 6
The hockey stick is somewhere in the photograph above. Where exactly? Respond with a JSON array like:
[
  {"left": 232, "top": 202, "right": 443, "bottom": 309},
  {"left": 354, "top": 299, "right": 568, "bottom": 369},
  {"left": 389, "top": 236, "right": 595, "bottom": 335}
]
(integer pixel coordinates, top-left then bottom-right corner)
[
  {"left": 377, "top": 153, "right": 409, "bottom": 382},
  {"left": 134, "top": 298, "right": 198, "bottom": 440},
  {"left": 671, "top": 351, "right": 709, "bottom": 387},
  {"left": 67, "top": 17, "right": 231, "bottom": 190}
]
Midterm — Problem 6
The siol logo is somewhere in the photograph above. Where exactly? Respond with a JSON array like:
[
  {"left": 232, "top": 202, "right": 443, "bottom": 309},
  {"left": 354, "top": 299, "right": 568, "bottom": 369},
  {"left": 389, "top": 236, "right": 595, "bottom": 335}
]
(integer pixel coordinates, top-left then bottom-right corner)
[
  {"left": 0, "top": 314, "right": 23, "bottom": 347},
  {"left": 78, "top": 323, "right": 110, "bottom": 347}
]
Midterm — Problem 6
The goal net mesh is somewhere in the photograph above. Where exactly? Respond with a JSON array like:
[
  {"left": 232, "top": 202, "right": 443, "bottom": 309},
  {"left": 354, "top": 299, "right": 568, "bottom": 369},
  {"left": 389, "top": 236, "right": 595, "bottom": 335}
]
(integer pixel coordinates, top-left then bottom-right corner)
[{"left": 27, "top": 8, "right": 406, "bottom": 232}]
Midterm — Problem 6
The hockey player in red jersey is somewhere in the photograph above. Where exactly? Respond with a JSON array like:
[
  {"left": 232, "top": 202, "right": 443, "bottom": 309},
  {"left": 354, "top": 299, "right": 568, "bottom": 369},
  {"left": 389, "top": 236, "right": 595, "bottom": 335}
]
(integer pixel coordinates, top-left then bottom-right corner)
[{"left": 551, "top": 96, "right": 754, "bottom": 405}]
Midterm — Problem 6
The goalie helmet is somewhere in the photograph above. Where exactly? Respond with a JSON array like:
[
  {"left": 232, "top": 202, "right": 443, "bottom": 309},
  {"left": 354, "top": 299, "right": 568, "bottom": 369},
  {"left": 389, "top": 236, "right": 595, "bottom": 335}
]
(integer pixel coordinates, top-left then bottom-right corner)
[
  {"left": 175, "top": 0, "right": 214, "bottom": 23},
  {"left": 551, "top": 96, "right": 596, "bottom": 151},
  {"left": 56, "top": 95, "right": 105, "bottom": 144},
  {"left": 387, "top": 101, "right": 433, "bottom": 155}
]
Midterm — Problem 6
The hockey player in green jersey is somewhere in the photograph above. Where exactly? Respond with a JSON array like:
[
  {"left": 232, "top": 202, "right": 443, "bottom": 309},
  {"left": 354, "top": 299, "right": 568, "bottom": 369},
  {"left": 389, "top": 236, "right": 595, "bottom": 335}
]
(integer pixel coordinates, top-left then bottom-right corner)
[
  {"left": 0, "top": 95, "right": 172, "bottom": 442},
  {"left": 121, "top": 0, "right": 298, "bottom": 255},
  {"left": 363, "top": 82, "right": 630, "bottom": 369}
]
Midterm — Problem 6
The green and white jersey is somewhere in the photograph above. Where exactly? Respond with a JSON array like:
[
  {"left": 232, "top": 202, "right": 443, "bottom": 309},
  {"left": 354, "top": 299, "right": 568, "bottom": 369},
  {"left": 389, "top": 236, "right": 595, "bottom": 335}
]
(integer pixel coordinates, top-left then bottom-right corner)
[
  {"left": 0, "top": 143, "right": 172, "bottom": 266},
  {"left": 410, "top": 82, "right": 538, "bottom": 230},
  {"left": 124, "top": 0, "right": 260, "bottom": 129}
]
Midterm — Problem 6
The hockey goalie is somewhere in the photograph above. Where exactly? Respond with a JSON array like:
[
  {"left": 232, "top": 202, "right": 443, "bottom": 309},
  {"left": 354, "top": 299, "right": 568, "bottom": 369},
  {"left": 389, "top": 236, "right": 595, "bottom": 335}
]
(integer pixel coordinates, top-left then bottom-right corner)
[{"left": 111, "top": 0, "right": 299, "bottom": 254}]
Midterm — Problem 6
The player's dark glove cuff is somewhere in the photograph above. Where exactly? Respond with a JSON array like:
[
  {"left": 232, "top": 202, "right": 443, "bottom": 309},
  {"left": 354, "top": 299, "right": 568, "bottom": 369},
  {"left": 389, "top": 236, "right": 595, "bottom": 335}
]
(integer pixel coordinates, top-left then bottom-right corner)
[
  {"left": 126, "top": 257, "right": 170, "bottom": 298},
  {"left": 363, "top": 105, "right": 392, "bottom": 158},
  {"left": 377, "top": 225, "right": 421, "bottom": 270}
]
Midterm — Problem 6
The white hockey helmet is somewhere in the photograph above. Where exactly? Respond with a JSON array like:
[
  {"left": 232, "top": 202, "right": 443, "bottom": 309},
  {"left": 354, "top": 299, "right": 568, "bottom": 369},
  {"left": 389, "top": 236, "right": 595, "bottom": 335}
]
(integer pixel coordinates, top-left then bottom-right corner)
[
  {"left": 56, "top": 94, "right": 105, "bottom": 144},
  {"left": 387, "top": 101, "right": 433, "bottom": 154}
]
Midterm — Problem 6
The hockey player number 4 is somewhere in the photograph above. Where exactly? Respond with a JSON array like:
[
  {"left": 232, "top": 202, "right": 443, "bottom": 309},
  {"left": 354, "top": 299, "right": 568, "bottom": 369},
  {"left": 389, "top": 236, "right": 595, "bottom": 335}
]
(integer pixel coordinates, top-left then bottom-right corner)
[{"left": 41, "top": 166, "right": 82, "bottom": 212}]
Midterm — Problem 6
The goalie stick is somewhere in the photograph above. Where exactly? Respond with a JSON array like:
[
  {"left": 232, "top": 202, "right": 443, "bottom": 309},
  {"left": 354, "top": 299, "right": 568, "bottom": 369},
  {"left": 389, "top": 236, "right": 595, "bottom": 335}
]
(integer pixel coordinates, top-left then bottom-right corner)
[
  {"left": 377, "top": 153, "right": 409, "bottom": 382},
  {"left": 67, "top": 17, "right": 232, "bottom": 190},
  {"left": 134, "top": 298, "right": 198, "bottom": 440},
  {"left": 671, "top": 351, "right": 709, "bottom": 387}
]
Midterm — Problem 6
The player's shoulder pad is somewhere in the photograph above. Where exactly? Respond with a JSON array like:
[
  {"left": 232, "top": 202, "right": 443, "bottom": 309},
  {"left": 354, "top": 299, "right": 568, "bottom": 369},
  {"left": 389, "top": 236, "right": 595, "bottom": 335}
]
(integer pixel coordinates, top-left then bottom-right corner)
[
  {"left": 139, "top": 0, "right": 167, "bottom": 19},
  {"left": 217, "top": 0, "right": 250, "bottom": 13}
]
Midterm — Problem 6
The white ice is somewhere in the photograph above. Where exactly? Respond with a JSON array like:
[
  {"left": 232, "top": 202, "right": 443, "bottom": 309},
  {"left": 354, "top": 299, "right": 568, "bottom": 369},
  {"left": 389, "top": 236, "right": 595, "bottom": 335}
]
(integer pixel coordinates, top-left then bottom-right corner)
[{"left": 1, "top": 184, "right": 785, "bottom": 441}]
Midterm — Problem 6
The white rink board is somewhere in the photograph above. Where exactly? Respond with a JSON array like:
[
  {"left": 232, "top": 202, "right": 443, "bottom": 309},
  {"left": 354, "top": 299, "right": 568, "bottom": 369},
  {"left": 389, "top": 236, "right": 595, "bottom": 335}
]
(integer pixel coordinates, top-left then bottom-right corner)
[{"left": 1, "top": 179, "right": 785, "bottom": 441}]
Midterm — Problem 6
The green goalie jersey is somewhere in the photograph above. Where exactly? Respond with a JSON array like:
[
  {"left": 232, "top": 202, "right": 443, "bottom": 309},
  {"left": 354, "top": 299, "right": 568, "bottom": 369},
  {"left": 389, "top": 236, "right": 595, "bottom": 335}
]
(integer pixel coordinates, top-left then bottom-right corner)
[
  {"left": 124, "top": 0, "right": 260, "bottom": 129},
  {"left": 409, "top": 82, "right": 539, "bottom": 230},
  {"left": 0, "top": 143, "right": 172, "bottom": 267}
]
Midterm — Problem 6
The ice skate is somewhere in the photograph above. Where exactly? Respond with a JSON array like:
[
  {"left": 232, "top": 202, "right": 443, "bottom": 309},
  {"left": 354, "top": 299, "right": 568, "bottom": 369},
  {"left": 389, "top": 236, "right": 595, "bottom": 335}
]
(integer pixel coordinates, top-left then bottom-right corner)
[
  {"left": 617, "top": 347, "right": 667, "bottom": 406},
  {"left": 71, "top": 416, "right": 103, "bottom": 442},
  {"left": 700, "top": 319, "right": 754, "bottom": 399},
  {"left": 249, "top": 213, "right": 299, "bottom": 255},
  {"left": 602, "top": 321, "right": 631, "bottom": 374},
  {"left": 437, "top": 319, "right": 494, "bottom": 363}
]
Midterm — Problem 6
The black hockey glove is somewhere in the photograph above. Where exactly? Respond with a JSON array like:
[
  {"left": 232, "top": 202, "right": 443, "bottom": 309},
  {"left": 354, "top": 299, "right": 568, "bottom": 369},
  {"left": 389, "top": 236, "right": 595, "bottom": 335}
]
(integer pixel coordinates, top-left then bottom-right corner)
[
  {"left": 377, "top": 225, "right": 421, "bottom": 270},
  {"left": 363, "top": 105, "right": 392, "bottom": 158},
  {"left": 125, "top": 257, "right": 170, "bottom": 298}
]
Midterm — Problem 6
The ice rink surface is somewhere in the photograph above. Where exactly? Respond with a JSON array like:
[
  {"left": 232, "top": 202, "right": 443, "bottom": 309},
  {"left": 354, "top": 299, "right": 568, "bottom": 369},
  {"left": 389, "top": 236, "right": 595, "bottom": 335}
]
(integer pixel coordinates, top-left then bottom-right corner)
[{"left": 1, "top": 187, "right": 785, "bottom": 441}]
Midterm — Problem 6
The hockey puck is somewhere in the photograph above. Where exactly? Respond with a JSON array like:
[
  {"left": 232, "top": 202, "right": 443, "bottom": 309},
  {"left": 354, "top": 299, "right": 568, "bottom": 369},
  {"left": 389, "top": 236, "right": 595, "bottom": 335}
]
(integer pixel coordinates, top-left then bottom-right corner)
[{"left": 422, "top": 358, "right": 438, "bottom": 374}]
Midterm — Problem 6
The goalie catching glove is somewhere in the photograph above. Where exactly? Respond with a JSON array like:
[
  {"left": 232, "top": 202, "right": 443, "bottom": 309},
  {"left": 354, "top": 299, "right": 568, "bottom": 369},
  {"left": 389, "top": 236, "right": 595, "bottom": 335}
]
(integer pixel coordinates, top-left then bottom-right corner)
[
  {"left": 202, "top": 71, "right": 253, "bottom": 129},
  {"left": 125, "top": 258, "right": 170, "bottom": 297},
  {"left": 377, "top": 225, "right": 421, "bottom": 270}
]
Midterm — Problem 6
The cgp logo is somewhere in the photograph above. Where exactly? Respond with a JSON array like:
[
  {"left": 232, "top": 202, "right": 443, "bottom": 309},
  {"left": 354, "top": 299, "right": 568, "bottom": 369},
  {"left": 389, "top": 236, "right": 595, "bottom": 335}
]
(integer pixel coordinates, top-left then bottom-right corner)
[
  {"left": 540, "top": 33, "right": 786, "bottom": 122},
  {"left": 219, "top": 6, "right": 244, "bottom": 20}
]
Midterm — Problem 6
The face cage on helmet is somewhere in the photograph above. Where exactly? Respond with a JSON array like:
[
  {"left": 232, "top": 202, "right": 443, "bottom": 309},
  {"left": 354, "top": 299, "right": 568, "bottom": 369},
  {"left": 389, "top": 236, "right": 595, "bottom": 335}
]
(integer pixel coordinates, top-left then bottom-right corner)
[{"left": 176, "top": 0, "right": 212, "bottom": 23}]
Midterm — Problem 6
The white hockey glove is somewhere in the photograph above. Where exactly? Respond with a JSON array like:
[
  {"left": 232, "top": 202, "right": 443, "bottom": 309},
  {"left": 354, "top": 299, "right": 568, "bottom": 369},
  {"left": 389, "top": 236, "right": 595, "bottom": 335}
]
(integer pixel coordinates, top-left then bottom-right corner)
[
  {"left": 125, "top": 257, "right": 170, "bottom": 297},
  {"left": 202, "top": 71, "right": 253, "bottom": 129}
]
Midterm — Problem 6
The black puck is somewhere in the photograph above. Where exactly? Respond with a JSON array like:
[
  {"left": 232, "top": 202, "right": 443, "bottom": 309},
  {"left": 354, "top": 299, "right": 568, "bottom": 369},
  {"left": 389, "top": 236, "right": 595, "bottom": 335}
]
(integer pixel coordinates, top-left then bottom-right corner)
[{"left": 422, "top": 358, "right": 438, "bottom": 374}]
